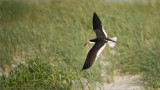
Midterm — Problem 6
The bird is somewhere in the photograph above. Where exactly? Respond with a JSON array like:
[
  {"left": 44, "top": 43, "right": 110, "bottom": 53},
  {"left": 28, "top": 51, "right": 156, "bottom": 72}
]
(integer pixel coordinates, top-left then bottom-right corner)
[{"left": 82, "top": 12, "right": 117, "bottom": 70}]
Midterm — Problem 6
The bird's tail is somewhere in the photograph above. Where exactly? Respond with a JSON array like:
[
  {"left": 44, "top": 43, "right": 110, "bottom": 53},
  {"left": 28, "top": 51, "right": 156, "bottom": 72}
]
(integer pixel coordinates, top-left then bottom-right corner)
[{"left": 108, "top": 37, "right": 117, "bottom": 48}]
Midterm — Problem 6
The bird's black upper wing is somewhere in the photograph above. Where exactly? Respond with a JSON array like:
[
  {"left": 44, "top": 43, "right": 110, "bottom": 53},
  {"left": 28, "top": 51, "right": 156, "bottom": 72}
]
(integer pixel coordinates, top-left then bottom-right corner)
[
  {"left": 82, "top": 40, "right": 106, "bottom": 70},
  {"left": 93, "top": 12, "right": 107, "bottom": 39}
]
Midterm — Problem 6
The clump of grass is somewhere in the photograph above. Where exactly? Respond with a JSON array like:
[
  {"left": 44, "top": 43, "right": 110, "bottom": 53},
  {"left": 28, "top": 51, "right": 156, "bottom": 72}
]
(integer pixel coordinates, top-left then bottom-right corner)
[{"left": 0, "top": 58, "right": 77, "bottom": 89}]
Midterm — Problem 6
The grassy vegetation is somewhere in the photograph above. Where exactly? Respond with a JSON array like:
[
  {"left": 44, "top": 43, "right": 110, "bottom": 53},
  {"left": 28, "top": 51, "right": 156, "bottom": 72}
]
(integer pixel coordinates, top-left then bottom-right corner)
[
  {"left": 0, "top": 0, "right": 160, "bottom": 89},
  {"left": 0, "top": 59, "right": 77, "bottom": 89}
]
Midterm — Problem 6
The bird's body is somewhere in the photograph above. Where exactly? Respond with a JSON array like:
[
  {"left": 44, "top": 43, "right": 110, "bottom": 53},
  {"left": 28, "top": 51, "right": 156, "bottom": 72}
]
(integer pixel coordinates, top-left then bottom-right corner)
[{"left": 82, "top": 12, "right": 117, "bottom": 70}]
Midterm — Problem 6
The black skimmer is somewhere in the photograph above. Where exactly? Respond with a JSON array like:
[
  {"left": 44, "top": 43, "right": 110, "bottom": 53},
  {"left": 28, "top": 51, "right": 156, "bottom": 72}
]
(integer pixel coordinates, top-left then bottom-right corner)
[{"left": 82, "top": 12, "right": 117, "bottom": 70}]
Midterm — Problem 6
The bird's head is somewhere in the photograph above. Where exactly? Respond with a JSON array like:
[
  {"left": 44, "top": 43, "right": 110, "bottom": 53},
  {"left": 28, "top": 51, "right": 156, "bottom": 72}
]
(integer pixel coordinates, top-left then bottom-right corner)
[
  {"left": 84, "top": 40, "right": 96, "bottom": 50},
  {"left": 84, "top": 39, "right": 97, "bottom": 47},
  {"left": 84, "top": 41, "right": 91, "bottom": 47}
]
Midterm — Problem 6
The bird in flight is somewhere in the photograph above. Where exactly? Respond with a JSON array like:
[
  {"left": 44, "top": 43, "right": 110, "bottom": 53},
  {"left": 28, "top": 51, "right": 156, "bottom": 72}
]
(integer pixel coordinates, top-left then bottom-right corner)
[{"left": 82, "top": 12, "right": 117, "bottom": 70}]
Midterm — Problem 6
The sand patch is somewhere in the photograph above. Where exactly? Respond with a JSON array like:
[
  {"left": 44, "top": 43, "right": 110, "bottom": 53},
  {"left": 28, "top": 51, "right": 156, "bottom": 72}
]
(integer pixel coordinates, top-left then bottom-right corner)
[{"left": 103, "top": 75, "right": 144, "bottom": 90}]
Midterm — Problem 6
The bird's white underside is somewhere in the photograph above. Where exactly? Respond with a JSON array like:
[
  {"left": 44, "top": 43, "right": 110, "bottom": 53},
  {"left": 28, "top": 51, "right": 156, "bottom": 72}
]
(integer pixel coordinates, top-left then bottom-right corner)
[
  {"left": 95, "top": 44, "right": 106, "bottom": 61},
  {"left": 102, "top": 27, "right": 108, "bottom": 38}
]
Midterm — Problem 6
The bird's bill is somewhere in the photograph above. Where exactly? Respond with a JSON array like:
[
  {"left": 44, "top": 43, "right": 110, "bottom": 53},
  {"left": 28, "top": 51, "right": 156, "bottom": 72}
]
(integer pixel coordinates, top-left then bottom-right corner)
[
  {"left": 84, "top": 41, "right": 90, "bottom": 47},
  {"left": 84, "top": 43, "right": 88, "bottom": 47},
  {"left": 84, "top": 43, "right": 90, "bottom": 49},
  {"left": 84, "top": 42, "right": 90, "bottom": 49}
]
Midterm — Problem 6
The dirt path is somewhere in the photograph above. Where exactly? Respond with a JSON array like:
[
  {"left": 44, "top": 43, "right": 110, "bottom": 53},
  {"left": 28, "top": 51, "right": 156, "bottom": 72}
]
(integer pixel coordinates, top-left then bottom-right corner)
[
  {"left": 98, "top": 51, "right": 144, "bottom": 90},
  {"left": 103, "top": 75, "right": 144, "bottom": 90}
]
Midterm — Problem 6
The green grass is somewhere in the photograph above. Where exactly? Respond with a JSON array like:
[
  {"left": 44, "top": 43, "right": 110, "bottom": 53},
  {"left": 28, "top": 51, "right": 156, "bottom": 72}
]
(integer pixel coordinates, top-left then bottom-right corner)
[
  {"left": 0, "top": 0, "right": 160, "bottom": 89},
  {"left": 0, "top": 59, "right": 77, "bottom": 89}
]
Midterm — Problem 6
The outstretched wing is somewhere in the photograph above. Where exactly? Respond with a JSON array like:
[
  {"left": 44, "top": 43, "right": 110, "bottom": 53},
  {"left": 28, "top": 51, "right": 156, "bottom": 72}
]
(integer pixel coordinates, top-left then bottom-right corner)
[
  {"left": 82, "top": 40, "right": 106, "bottom": 70},
  {"left": 93, "top": 12, "right": 107, "bottom": 39}
]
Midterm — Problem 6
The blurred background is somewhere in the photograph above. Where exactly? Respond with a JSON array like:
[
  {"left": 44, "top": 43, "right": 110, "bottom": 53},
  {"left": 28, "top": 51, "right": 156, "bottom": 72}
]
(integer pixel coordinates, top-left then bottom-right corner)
[{"left": 0, "top": 0, "right": 160, "bottom": 89}]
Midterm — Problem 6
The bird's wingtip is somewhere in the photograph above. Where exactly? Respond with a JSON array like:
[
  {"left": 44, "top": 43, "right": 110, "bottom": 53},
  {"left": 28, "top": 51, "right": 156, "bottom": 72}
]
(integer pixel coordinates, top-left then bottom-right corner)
[
  {"left": 82, "top": 66, "right": 88, "bottom": 71},
  {"left": 93, "top": 12, "right": 97, "bottom": 16}
]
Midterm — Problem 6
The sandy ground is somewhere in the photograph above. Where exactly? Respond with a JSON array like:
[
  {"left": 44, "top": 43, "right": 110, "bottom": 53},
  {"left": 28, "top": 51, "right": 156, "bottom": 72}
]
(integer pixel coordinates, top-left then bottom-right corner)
[
  {"left": 103, "top": 75, "right": 144, "bottom": 90},
  {"left": 84, "top": 74, "right": 144, "bottom": 90},
  {"left": 99, "top": 58, "right": 144, "bottom": 89}
]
